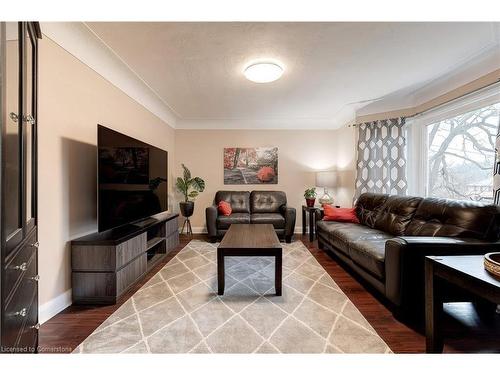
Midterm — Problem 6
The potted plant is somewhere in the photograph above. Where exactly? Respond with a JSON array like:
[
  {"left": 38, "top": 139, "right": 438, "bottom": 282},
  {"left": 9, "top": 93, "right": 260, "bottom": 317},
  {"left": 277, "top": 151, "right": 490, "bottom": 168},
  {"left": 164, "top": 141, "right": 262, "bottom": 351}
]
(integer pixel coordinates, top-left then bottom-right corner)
[
  {"left": 176, "top": 164, "right": 206, "bottom": 218},
  {"left": 304, "top": 187, "right": 317, "bottom": 207}
]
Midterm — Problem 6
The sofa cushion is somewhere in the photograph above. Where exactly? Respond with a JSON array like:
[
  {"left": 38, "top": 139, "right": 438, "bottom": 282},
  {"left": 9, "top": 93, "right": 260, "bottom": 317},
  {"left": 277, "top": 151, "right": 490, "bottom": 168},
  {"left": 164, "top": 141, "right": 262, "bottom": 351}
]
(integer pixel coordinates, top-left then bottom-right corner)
[
  {"left": 250, "top": 213, "right": 285, "bottom": 228},
  {"left": 323, "top": 205, "right": 360, "bottom": 223},
  {"left": 250, "top": 191, "right": 287, "bottom": 213},
  {"left": 373, "top": 195, "right": 423, "bottom": 236},
  {"left": 218, "top": 201, "right": 232, "bottom": 216},
  {"left": 216, "top": 213, "right": 250, "bottom": 229},
  {"left": 355, "top": 193, "right": 388, "bottom": 228},
  {"left": 348, "top": 240, "right": 386, "bottom": 280},
  {"left": 316, "top": 220, "right": 393, "bottom": 257},
  {"left": 404, "top": 197, "right": 500, "bottom": 240},
  {"left": 215, "top": 191, "right": 250, "bottom": 213}
]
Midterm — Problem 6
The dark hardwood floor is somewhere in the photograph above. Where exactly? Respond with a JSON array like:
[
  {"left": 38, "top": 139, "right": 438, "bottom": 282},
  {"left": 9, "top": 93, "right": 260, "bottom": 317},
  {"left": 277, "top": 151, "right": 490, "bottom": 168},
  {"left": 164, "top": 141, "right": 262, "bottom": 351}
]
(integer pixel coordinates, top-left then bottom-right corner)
[{"left": 38, "top": 234, "right": 500, "bottom": 353}]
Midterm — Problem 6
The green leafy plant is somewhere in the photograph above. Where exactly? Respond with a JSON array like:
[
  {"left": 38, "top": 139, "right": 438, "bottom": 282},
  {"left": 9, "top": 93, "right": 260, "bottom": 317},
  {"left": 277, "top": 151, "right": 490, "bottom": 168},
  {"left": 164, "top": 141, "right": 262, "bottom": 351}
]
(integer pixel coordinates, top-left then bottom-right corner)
[
  {"left": 304, "top": 187, "right": 317, "bottom": 199},
  {"left": 176, "top": 164, "right": 206, "bottom": 202}
]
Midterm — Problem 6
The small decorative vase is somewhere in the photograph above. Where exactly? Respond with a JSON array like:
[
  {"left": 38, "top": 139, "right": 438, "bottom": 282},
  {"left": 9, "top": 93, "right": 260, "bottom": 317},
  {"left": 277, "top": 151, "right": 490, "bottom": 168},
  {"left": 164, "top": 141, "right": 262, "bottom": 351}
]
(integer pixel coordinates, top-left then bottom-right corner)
[
  {"left": 179, "top": 201, "right": 194, "bottom": 217},
  {"left": 305, "top": 198, "right": 316, "bottom": 207}
]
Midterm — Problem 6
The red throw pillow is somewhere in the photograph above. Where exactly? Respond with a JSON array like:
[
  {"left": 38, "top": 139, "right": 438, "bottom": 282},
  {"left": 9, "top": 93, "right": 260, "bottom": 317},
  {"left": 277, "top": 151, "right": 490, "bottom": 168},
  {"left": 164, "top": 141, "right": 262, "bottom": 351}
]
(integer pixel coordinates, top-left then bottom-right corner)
[
  {"left": 218, "top": 201, "right": 232, "bottom": 216},
  {"left": 322, "top": 205, "right": 360, "bottom": 224}
]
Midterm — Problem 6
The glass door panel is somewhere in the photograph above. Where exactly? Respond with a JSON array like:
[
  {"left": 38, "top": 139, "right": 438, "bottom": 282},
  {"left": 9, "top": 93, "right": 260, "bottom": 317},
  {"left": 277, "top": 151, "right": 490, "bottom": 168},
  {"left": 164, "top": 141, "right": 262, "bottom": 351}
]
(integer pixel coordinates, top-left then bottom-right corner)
[
  {"left": 24, "top": 25, "right": 35, "bottom": 226},
  {"left": 4, "top": 22, "right": 21, "bottom": 242}
]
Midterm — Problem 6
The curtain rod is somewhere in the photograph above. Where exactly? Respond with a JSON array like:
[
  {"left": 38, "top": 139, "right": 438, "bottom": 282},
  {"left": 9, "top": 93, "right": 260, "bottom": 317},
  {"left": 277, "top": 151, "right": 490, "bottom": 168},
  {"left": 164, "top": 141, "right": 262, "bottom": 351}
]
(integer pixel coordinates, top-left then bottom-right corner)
[{"left": 348, "top": 78, "right": 500, "bottom": 127}]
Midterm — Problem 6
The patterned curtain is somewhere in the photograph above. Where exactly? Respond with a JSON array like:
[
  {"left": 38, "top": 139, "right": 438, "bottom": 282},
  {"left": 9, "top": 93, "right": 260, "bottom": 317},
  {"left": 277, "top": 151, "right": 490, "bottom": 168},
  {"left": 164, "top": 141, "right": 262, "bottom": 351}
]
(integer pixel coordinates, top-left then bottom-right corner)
[
  {"left": 493, "top": 114, "right": 500, "bottom": 205},
  {"left": 354, "top": 117, "right": 407, "bottom": 202}
]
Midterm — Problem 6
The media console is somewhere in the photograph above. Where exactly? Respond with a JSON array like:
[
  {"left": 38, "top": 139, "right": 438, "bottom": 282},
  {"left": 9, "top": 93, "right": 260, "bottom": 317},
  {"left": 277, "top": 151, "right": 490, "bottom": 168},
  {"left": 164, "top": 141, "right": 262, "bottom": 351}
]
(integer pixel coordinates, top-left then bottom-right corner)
[{"left": 71, "top": 212, "right": 179, "bottom": 304}]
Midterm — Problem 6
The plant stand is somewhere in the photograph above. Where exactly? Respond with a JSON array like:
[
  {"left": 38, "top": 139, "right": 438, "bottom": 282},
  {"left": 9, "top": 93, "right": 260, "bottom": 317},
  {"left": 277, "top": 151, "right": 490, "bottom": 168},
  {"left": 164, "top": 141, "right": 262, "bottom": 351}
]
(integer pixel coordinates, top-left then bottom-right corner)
[
  {"left": 180, "top": 216, "right": 193, "bottom": 235},
  {"left": 179, "top": 200, "right": 195, "bottom": 236}
]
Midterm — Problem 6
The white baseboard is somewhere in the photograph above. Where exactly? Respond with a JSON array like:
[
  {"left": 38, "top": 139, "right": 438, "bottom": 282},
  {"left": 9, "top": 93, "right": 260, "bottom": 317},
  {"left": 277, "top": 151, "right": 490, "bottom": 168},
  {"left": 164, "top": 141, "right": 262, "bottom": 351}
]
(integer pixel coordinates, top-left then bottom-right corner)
[
  {"left": 40, "top": 225, "right": 308, "bottom": 324},
  {"left": 184, "top": 226, "right": 306, "bottom": 234},
  {"left": 39, "top": 289, "right": 72, "bottom": 324},
  {"left": 187, "top": 226, "right": 207, "bottom": 234}
]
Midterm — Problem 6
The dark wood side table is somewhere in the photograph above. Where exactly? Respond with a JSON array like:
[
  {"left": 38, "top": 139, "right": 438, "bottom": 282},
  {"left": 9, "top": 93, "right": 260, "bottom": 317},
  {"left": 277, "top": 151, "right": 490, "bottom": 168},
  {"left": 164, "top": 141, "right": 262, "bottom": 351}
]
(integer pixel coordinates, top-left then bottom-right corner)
[
  {"left": 425, "top": 255, "right": 500, "bottom": 353},
  {"left": 302, "top": 205, "right": 340, "bottom": 242}
]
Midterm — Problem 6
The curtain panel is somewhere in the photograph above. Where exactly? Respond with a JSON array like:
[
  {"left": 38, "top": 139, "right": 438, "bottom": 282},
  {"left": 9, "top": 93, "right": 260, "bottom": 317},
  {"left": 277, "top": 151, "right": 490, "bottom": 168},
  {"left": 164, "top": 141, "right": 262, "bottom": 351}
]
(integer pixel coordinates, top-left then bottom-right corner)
[{"left": 354, "top": 117, "right": 407, "bottom": 202}]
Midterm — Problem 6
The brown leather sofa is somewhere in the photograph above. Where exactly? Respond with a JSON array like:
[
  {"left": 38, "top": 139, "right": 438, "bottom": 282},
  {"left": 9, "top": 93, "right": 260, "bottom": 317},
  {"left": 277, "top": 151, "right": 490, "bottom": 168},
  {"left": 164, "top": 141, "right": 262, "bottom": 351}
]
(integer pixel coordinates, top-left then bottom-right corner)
[
  {"left": 316, "top": 192, "right": 500, "bottom": 315},
  {"left": 206, "top": 190, "right": 296, "bottom": 243}
]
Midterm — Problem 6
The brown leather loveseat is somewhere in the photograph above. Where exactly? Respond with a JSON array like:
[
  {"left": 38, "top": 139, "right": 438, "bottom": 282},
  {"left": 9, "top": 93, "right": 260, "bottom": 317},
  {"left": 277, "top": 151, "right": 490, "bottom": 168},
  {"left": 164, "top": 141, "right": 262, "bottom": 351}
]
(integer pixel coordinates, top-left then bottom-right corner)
[
  {"left": 316, "top": 192, "right": 500, "bottom": 315},
  {"left": 206, "top": 190, "right": 296, "bottom": 243}
]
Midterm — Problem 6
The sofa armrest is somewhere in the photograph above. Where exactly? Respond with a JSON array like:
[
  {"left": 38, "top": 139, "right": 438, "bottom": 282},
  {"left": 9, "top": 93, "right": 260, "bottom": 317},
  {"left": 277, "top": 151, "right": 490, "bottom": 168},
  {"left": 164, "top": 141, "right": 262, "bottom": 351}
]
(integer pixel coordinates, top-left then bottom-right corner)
[
  {"left": 385, "top": 236, "right": 500, "bottom": 308},
  {"left": 280, "top": 205, "right": 296, "bottom": 239},
  {"left": 205, "top": 205, "right": 218, "bottom": 238}
]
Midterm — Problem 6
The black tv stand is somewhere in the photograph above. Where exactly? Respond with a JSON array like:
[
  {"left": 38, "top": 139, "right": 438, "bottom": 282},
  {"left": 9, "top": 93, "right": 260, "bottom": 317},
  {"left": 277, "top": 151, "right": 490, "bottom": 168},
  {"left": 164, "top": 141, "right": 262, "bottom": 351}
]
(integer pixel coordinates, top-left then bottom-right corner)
[
  {"left": 71, "top": 212, "right": 179, "bottom": 304},
  {"left": 133, "top": 217, "right": 159, "bottom": 228}
]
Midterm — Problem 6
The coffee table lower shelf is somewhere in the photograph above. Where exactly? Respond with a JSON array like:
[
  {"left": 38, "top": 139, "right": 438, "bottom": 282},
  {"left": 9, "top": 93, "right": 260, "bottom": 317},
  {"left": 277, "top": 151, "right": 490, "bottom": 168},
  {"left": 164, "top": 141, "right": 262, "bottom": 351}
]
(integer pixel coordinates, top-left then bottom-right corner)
[
  {"left": 217, "top": 247, "right": 282, "bottom": 296},
  {"left": 216, "top": 224, "right": 283, "bottom": 296}
]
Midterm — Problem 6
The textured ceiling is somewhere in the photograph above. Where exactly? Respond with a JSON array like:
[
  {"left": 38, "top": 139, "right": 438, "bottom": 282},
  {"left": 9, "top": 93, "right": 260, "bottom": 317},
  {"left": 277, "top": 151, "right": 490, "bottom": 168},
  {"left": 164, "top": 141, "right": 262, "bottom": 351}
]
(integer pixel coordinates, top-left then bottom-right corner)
[{"left": 86, "top": 22, "right": 500, "bottom": 129}]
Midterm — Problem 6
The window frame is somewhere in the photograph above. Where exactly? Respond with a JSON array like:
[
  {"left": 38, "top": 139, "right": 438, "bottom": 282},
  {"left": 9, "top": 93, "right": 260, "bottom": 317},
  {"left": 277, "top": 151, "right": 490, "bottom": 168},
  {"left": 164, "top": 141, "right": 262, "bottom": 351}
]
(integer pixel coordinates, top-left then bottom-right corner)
[{"left": 407, "top": 83, "right": 500, "bottom": 199}]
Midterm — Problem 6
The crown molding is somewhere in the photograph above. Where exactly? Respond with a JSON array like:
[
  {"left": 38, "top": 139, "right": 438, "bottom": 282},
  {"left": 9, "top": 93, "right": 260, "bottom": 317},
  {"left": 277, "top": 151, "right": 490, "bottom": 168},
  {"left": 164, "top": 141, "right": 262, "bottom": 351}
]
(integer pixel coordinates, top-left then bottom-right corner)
[
  {"left": 411, "top": 42, "right": 500, "bottom": 105},
  {"left": 40, "top": 22, "right": 178, "bottom": 128},
  {"left": 177, "top": 103, "right": 358, "bottom": 130},
  {"left": 356, "top": 41, "right": 500, "bottom": 120},
  {"left": 176, "top": 118, "right": 347, "bottom": 130}
]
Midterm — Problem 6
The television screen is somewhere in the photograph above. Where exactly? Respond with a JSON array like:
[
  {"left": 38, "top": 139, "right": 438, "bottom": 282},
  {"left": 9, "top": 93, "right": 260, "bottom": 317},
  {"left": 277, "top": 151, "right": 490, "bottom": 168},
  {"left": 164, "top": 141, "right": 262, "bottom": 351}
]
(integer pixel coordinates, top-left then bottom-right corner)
[{"left": 98, "top": 125, "right": 168, "bottom": 232}]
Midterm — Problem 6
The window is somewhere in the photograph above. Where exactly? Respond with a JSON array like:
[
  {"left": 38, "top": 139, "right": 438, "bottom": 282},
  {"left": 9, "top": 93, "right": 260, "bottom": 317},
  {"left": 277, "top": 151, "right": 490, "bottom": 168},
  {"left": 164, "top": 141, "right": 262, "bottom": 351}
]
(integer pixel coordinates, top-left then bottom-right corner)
[
  {"left": 427, "top": 103, "right": 500, "bottom": 202},
  {"left": 407, "top": 84, "right": 500, "bottom": 202}
]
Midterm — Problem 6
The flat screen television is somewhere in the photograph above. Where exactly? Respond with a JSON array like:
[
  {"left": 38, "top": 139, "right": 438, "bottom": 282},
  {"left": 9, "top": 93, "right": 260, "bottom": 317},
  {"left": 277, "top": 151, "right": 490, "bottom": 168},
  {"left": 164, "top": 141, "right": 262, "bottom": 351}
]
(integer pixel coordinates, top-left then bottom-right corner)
[{"left": 98, "top": 125, "right": 168, "bottom": 232}]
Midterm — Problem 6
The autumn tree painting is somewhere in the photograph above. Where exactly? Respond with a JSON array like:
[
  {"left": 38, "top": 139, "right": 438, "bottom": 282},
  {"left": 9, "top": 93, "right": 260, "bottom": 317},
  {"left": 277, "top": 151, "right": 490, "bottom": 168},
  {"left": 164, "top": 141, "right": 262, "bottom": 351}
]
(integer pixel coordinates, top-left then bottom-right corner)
[{"left": 223, "top": 147, "right": 278, "bottom": 184}]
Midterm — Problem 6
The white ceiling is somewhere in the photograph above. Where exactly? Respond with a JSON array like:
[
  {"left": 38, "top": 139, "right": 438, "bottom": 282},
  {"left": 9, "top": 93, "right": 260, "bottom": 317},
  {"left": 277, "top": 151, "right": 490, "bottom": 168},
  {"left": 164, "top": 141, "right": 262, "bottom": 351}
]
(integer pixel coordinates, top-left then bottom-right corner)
[{"left": 85, "top": 22, "right": 500, "bottom": 129}]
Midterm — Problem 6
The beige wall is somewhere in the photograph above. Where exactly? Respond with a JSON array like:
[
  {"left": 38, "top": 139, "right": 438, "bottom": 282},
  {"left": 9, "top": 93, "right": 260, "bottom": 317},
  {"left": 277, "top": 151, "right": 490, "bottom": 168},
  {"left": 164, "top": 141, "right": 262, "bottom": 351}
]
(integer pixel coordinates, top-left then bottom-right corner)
[
  {"left": 174, "top": 128, "right": 356, "bottom": 231},
  {"left": 37, "top": 37, "right": 176, "bottom": 311}
]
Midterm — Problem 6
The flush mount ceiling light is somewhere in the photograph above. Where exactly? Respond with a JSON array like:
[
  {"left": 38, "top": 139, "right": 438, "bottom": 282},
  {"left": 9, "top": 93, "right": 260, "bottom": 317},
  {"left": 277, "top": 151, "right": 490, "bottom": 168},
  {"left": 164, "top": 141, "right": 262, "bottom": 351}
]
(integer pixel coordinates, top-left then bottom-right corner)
[{"left": 244, "top": 61, "right": 284, "bottom": 83}]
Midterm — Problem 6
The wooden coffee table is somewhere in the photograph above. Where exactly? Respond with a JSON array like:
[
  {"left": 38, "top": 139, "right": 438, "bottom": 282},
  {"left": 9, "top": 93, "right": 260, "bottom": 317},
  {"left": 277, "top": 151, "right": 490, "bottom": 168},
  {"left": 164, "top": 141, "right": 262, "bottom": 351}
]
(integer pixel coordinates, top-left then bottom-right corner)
[{"left": 217, "top": 224, "right": 282, "bottom": 296}]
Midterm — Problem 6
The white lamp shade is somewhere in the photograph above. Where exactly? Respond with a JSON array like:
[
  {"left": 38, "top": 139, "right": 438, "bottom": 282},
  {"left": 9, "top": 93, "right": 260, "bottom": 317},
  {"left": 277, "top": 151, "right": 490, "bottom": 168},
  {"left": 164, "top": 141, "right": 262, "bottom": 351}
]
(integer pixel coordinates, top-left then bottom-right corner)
[{"left": 315, "top": 171, "right": 337, "bottom": 187}]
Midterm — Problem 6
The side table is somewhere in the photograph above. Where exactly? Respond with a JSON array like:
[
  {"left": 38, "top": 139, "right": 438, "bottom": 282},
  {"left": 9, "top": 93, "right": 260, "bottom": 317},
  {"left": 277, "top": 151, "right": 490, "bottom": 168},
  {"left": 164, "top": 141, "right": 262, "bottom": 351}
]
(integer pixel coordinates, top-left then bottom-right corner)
[
  {"left": 302, "top": 205, "right": 339, "bottom": 242},
  {"left": 424, "top": 255, "right": 500, "bottom": 353}
]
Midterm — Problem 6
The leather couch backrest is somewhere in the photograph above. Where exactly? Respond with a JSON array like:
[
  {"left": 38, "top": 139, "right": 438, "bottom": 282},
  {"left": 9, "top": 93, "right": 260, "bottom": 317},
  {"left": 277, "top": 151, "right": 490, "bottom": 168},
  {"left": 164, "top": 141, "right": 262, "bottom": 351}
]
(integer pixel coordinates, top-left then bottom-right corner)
[
  {"left": 214, "top": 191, "right": 250, "bottom": 213},
  {"left": 404, "top": 197, "right": 500, "bottom": 240},
  {"left": 250, "top": 191, "right": 287, "bottom": 213},
  {"left": 355, "top": 193, "right": 389, "bottom": 228},
  {"left": 373, "top": 195, "right": 423, "bottom": 236}
]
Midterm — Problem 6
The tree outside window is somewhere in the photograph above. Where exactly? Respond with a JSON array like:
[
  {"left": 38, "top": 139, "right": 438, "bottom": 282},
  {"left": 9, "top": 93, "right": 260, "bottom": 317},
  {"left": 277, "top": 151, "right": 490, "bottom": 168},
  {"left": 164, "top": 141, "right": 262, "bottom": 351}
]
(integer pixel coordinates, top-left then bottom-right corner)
[{"left": 427, "top": 102, "right": 500, "bottom": 202}]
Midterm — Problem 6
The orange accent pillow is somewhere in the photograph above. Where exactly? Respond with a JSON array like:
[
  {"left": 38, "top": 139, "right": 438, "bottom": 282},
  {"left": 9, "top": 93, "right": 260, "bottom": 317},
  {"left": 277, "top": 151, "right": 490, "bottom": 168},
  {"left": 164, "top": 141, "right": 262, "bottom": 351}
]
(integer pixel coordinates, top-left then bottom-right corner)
[
  {"left": 322, "top": 205, "right": 360, "bottom": 223},
  {"left": 218, "top": 201, "right": 232, "bottom": 216}
]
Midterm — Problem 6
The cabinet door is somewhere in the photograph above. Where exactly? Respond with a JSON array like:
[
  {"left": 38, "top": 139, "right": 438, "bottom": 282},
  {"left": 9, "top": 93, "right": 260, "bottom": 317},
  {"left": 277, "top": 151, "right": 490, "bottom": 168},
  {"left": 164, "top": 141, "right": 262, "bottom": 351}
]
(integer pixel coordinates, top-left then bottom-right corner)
[
  {"left": 3, "top": 22, "right": 23, "bottom": 254},
  {"left": 23, "top": 23, "right": 37, "bottom": 233}
]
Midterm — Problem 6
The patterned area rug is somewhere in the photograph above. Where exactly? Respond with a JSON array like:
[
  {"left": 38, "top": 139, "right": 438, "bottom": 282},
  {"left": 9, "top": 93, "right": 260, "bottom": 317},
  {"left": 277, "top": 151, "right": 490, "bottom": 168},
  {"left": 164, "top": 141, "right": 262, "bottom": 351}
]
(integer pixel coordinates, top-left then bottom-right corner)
[{"left": 74, "top": 240, "right": 391, "bottom": 353}]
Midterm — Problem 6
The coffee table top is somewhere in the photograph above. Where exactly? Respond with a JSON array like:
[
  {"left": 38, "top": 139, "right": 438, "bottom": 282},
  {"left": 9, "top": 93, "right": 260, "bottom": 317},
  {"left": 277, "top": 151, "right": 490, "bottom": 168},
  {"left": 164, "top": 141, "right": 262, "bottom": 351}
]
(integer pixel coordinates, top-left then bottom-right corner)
[
  {"left": 218, "top": 224, "right": 282, "bottom": 250},
  {"left": 427, "top": 255, "right": 500, "bottom": 289}
]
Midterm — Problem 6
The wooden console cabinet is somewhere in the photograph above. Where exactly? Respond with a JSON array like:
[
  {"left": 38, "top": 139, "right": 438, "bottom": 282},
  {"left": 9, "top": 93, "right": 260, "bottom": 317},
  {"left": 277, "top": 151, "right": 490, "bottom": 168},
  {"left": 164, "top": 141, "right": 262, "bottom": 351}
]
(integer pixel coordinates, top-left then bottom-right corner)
[
  {"left": 71, "top": 212, "right": 179, "bottom": 304},
  {"left": 1, "top": 22, "right": 42, "bottom": 353}
]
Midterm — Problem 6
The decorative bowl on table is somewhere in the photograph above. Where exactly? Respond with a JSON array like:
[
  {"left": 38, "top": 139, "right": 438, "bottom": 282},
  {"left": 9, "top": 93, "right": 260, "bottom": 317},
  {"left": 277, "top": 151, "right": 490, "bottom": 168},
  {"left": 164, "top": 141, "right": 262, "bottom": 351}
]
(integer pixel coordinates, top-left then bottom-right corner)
[{"left": 484, "top": 252, "right": 500, "bottom": 278}]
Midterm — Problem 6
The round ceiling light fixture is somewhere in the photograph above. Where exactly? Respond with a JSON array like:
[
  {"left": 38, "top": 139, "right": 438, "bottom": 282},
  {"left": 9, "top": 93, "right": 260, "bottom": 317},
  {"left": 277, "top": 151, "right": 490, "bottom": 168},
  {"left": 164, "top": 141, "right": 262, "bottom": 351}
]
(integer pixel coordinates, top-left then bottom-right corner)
[{"left": 244, "top": 61, "right": 284, "bottom": 83}]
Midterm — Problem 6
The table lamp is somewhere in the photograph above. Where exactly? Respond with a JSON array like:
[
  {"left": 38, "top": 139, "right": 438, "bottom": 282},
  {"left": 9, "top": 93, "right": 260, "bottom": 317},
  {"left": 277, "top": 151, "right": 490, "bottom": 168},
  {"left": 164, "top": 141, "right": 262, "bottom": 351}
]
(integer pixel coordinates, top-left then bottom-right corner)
[{"left": 316, "top": 171, "right": 336, "bottom": 205}]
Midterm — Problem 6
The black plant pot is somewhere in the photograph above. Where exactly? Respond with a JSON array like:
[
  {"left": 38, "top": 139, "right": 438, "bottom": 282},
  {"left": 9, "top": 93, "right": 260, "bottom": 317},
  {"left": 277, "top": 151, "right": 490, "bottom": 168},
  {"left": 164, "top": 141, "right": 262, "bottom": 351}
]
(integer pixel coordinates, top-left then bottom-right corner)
[{"left": 179, "top": 201, "right": 194, "bottom": 218}]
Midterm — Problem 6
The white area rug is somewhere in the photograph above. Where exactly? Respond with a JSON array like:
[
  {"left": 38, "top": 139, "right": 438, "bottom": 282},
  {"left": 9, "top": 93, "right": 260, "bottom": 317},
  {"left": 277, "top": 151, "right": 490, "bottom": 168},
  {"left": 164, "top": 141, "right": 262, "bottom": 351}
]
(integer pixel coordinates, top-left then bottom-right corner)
[{"left": 74, "top": 240, "right": 392, "bottom": 353}]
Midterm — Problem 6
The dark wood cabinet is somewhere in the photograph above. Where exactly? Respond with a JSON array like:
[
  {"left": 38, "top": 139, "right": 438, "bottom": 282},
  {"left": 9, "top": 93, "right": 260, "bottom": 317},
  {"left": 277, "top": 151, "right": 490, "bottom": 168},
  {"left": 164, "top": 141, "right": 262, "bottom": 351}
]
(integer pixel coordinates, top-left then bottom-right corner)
[
  {"left": 1, "top": 22, "right": 41, "bottom": 353},
  {"left": 71, "top": 213, "right": 179, "bottom": 304}
]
